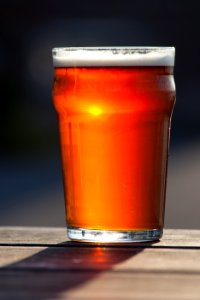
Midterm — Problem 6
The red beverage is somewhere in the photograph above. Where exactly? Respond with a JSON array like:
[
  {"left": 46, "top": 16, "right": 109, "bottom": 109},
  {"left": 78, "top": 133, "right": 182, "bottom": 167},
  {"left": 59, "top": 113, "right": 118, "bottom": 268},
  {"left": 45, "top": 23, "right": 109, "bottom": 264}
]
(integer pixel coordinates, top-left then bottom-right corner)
[{"left": 52, "top": 48, "right": 176, "bottom": 242}]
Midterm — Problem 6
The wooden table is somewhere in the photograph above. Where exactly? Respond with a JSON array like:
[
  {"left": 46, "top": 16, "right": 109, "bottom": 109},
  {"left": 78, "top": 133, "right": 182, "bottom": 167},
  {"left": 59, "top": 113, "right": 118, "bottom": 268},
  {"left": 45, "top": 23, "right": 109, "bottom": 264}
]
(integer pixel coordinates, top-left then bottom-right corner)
[{"left": 0, "top": 227, "right": 200, "bottom": 299}]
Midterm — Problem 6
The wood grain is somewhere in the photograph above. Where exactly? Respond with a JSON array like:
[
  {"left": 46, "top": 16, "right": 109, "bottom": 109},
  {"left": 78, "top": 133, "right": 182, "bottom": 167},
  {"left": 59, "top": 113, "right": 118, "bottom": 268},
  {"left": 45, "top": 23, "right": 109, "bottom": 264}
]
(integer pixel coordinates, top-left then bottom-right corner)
[
  {"left": 1, "top": 227, "right": 200, "bottom": 247},
  {"left": 0, "top": 270, "right": 199, "bottom": 300},
  {"left": 0, "top": 227, "right": 200, "bottom": 300},
  {"left": 0, "top": 246, "right": 200, "bottom": 272}
]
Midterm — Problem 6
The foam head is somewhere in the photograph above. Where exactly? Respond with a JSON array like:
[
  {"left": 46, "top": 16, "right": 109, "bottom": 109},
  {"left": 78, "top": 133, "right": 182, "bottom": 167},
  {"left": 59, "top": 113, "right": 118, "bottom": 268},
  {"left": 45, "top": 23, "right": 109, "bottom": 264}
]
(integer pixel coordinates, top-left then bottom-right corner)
[{"left": 52, "top": 47, "right": 175, "bottom": 67}]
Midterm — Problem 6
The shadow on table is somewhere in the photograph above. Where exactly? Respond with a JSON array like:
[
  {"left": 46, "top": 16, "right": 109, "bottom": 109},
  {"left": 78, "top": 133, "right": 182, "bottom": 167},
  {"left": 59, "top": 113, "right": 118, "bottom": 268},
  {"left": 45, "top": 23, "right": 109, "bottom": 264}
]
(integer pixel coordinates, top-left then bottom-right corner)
[{"left": 0, "top": 240, "right": 157, "bottom": 299}]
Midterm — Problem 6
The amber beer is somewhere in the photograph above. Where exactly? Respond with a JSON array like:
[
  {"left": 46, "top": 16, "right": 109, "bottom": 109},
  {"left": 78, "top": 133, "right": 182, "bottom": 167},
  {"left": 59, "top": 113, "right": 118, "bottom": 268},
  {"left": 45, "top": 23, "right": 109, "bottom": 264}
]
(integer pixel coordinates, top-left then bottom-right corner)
[{"left": 52, "top": 47, "right": 175, "bottom": 242}]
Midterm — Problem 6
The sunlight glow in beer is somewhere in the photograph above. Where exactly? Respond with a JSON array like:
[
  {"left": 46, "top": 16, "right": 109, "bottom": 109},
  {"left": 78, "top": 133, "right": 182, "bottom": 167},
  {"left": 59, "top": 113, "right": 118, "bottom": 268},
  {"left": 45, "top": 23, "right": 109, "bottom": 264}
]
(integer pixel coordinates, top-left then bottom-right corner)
[{"left": 88, "top": 105, "right": 103, "bottom": 116}]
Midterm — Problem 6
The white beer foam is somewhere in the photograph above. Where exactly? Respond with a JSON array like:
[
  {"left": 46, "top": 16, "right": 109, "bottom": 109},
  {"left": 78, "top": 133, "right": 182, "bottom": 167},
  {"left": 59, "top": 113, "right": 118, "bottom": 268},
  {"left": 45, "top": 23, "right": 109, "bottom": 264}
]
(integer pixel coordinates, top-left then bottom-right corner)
[{"left": 52, "top": 47, "right": 175, "bottom": 67}]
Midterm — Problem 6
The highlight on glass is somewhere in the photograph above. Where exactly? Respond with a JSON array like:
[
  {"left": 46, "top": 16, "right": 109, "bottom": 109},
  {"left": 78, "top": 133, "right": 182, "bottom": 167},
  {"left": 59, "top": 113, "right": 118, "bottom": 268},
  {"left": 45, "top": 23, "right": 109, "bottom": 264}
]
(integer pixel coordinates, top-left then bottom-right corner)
[{"left": 52, "top": 47, "right": 176, "bottom": 243}]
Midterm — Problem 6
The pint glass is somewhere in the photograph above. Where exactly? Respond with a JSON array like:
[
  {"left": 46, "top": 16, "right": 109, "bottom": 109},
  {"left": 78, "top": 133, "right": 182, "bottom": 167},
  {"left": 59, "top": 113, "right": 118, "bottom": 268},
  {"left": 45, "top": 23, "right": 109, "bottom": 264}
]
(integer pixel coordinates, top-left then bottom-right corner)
[{"left": 52, "top": 47, "right": 175, "bottom": 242}]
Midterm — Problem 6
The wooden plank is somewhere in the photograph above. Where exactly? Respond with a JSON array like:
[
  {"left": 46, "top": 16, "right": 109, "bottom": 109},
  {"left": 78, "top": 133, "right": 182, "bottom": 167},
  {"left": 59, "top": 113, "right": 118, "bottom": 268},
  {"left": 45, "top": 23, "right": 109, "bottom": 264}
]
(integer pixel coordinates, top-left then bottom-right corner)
[
  {"left": 58, "top": 272, "right": 200, "bottom": 300},
  {"left": 0, "top": 228, "right": 199, "bottom": 300},
  {"left": 0, "top": 270, "right": 199, "bottom": 300},
  {"left": 0, "top": 227, "right": 67, "bottom": 245},
  {"left": 0, "top": 246, "right": 200, "bottom": 273},
  {"left": 0, "top": 227, "right": 200, "bottom": 247},
  {"left": 160, "top": 229, "right": 200, "bottom": 247}
]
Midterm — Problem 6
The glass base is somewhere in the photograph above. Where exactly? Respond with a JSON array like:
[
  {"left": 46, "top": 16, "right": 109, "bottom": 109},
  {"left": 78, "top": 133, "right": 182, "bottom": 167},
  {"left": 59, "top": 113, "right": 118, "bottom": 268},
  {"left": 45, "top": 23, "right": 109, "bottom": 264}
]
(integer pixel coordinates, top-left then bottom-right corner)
[{"left": 67, "top": 227, "right": 163, "bottom": 243}]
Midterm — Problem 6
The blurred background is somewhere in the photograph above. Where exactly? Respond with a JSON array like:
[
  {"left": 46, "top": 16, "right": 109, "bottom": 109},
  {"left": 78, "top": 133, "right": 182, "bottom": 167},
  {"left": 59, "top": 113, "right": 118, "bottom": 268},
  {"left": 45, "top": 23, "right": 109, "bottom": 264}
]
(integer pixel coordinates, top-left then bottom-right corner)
[{"left": 0, "top": 0, "right": 199, "bottom": 229}]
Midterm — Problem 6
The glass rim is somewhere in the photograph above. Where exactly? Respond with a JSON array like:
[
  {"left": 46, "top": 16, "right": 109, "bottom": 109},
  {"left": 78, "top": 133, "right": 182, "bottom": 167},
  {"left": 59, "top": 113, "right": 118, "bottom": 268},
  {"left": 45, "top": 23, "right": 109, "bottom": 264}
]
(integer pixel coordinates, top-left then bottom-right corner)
[{"left": 52, "top": 46, "right": 175, "bottom": 67}]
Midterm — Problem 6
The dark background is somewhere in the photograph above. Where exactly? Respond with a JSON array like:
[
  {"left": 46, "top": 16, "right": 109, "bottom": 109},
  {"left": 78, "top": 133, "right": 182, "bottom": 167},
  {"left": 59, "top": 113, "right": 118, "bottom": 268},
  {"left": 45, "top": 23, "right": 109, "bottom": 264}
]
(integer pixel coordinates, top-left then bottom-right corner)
[{"left": 0, "top": 0, "right": 200, "bottom": 228}]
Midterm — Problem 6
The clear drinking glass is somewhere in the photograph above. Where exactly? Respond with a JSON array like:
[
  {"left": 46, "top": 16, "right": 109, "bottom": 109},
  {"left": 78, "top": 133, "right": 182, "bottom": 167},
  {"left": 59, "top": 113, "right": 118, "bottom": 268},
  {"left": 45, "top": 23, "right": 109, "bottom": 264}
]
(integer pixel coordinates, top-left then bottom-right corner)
[{"left": 52, "top": 47, "right": 176, "bottom": 243}]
